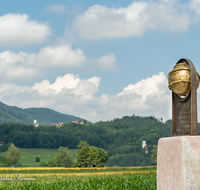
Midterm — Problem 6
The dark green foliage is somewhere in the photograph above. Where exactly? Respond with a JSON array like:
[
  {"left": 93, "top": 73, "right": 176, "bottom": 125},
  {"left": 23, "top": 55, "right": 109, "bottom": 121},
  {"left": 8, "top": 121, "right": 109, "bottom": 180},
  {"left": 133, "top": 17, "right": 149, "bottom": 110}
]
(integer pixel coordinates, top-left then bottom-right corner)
[
  {"left": 0, "top": 143, "right": 12, "bottom": 153},
  {"left": 48, "top": 157, "right": 57, "bottom": 167},
  {"left": 0, "top": 156, "right": 9, "bottom": 165},
  {"left": 0, "top": 115, "right": 172, "bottom": 149},
  {"left": 35, "top": 157, "right": 40, "bottom": 162},
  {"left": 106, "top": 151, "right": 153, "bottom": 167},
  {"left": 151, "top": 145, "right": 158, "bottom": 165},
  {"left": 0, "top": 102, "right": 84, "bottom": 125}
]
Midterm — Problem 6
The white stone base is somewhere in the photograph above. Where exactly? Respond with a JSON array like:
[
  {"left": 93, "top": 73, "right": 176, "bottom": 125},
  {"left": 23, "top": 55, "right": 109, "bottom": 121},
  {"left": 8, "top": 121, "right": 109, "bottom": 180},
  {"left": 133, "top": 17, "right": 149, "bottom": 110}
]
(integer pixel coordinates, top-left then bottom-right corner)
[{"left": 157, "top": 136, "right": 200, "bottom": 190}]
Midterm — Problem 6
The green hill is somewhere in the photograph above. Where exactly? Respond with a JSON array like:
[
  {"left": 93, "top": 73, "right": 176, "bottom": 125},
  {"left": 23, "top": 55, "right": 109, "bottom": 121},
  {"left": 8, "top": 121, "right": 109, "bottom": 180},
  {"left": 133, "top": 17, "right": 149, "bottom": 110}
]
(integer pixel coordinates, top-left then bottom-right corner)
[
  {"left": 0, "top": 115, "right": 173, "bottom": 167},
  {"left": 0, "top": 102, "right": 84, "bottom": 125}
]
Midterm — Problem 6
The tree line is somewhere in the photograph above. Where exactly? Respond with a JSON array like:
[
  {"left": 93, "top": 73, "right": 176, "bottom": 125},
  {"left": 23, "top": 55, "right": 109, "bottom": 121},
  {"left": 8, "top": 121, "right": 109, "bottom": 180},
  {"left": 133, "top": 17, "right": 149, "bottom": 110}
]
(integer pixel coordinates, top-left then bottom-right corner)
[
  {"left": 0, "top": 115, "right": 177, "bottom": 166},
  {"left": 0, "top": 115, "right": 172, "bottom": 149}
]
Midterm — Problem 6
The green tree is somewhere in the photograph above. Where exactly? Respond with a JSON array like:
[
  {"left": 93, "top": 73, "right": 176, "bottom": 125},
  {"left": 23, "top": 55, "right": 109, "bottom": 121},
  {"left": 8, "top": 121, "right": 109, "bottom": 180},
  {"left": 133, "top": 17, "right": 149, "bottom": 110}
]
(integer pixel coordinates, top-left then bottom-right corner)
[
  {"left": 77, "top": 142, "right": 108, "bottom": 167},
  {"left": 151, "top": 145, "right": 158, "bottom": 164},
  {"left": 0, "top": 156, "right": 9, "bottom": 166},
  {"left": 48, "top": 157, "right": 56, "bottom": 167},
  {"left": 89, "top": 146, "right": 100, "bottom": 166},
  {"left": 35, "top": 157, "right": 40, "bottom": 162},
  {"left": 97, "top": 148, "right": 108, "bottom": 164},
  {"left": 39, "top": 160, "right": 47, "bottom": 167},
  {"left": 56, "top": 147, "right": 73, "bottom": 167},
  {"left": 77, "top": 141, "right": 89, "bottom": 151},
  {"left": 77, "top": 144, "right": 90, "bottom": 167},
  {"left": 6, "top": 143, "right": 20, "bottom": 167}
]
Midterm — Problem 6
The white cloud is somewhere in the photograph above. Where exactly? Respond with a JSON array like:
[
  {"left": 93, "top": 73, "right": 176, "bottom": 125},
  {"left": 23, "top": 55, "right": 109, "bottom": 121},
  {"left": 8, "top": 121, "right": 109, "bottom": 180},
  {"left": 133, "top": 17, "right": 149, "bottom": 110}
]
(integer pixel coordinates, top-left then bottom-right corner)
[
  {"left": 0, "top": 72, "right": 172, "bottom": 122},
  {"left": 0, "top": 13, "right": 52, "bottom": 48},
  {"left": 118, "top": 72, "right": 168, "bottom": 102},
  {"left": 0, "top": 50, "right": 38, "bottom": 81},
  {"left": 44, "top": 5, "right": 67, "bottom": 14},
  {"left": 32, "top": 74, "right": 81, "bottom": 95},
  {"left": 0, "top": 46, "right": 117, "bottom": 82},
  {"left": 66, "top": 0, "right": 198, "bottom": 39},
  {"left": 189, "top": 0, "right": 200, "bottom": 15},
  {"left": 89, "top": 53, "right": 117, "bottom": 71},
  {"left": 34, "top": 45, "right": 86, "bottom": 68}
]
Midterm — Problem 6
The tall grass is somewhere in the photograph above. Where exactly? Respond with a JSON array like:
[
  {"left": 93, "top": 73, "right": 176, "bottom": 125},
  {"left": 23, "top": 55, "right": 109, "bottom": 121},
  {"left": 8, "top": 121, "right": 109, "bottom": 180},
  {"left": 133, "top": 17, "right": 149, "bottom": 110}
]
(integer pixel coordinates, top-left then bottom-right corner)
[{"left": 0, "top": 174, "right": 156, "bottom": 190}]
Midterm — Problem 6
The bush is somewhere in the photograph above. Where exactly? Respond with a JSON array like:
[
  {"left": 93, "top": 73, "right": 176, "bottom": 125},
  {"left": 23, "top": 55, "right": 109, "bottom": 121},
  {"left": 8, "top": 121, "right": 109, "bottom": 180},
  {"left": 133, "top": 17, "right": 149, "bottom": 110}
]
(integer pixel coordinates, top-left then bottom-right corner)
[
  {"left": 48, "top": 158, "right": 56, "bottom": 167},
  {"left": 0, "top": 156, "right": 9, "bottom": 166},
  {"left": 39, "top": 160, "right": 47, "bottom": 167},
  {"left": 35, "top": 157, "right": 40, "bottom": 162}
]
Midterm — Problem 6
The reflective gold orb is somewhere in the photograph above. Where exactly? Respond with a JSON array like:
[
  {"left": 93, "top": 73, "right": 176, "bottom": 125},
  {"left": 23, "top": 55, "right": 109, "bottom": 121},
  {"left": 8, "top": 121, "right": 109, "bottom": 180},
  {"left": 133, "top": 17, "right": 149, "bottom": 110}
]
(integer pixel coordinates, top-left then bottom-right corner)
[{"left": 168, "top": 62, "right": 200, "bottom": 96}]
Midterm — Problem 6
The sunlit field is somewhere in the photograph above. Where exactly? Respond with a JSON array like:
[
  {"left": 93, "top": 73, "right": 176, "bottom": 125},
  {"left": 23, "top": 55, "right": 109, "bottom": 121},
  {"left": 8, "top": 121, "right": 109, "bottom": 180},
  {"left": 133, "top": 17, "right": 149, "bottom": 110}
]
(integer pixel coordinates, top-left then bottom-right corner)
[{"left": 0, "top": 166, "right": 156, "bottom": 175}]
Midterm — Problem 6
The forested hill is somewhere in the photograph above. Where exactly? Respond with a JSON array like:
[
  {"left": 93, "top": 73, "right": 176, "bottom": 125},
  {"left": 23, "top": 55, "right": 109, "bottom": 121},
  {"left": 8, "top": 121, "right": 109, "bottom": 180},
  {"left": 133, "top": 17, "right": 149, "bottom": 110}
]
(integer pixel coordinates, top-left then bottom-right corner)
[
  {"left": 2, "top": 115, "right": 200, "bottom": 166},
  {"left": 0, "top": 115, "right": 173, "bottom": 149},
  {"left": 1, "top": 115, "right": 200, "bottom": 150},
  {"left": 0, "top": 102, "right": 83, "bottom": 125}
]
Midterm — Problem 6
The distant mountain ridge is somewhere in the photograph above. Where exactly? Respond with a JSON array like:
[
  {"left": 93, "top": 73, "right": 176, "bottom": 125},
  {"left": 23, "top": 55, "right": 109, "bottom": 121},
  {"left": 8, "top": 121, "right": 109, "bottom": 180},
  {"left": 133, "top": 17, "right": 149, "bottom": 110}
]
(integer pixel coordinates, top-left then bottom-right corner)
[{"left": 0, "top": 102, "right": 83, "bottom": 125}]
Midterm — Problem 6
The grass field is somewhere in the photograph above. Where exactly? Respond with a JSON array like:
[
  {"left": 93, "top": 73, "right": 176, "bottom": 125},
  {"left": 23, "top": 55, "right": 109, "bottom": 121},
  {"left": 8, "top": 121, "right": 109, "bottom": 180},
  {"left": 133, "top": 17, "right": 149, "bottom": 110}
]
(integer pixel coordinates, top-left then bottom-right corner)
[{"left": 0, "top": 148, "right": 78, "bottom": 167}]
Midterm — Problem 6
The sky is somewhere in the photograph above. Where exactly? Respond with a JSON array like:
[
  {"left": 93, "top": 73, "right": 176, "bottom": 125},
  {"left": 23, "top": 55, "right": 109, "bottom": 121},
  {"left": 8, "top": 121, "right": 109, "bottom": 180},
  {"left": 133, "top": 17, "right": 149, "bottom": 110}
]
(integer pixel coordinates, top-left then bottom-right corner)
[{"left": 0, "top": 0, "right": 200, "bottom": 122}]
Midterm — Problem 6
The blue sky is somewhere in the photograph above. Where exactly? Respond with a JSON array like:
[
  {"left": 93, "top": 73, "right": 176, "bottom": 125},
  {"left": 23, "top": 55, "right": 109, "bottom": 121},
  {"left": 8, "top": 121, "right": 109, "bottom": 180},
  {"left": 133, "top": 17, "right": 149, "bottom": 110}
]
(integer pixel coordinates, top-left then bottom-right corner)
[{"left": 0, "top": 0, "right": 200, "bottom": 122}]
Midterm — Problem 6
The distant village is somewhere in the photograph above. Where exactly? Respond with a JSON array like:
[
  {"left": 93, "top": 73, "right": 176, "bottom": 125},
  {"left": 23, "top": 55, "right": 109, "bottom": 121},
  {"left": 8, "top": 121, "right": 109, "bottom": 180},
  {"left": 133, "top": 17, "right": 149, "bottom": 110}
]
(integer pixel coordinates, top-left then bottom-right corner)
[{"left": 33, "top": 117, "right": 84, "bottom": 127}]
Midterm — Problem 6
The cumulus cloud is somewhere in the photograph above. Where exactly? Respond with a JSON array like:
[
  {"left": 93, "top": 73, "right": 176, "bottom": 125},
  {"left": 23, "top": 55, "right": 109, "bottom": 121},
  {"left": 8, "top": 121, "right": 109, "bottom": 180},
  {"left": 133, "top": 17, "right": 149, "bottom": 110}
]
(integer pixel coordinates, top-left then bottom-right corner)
[
  {"left": 33, "top": 45, "right": 86, "bottom": 68},
  {"left": 0, "top": 72, "right": 172, "bottom": 122},
  {"left": 66, "top": 0, "right": 199, "bottom": 39},
  {"left": 44, "top": 5, "right": 67, "bottom": 14},
  {"left": 0, "top": 45, "right": 117, "bottom": 82},
  {"left": 0, "top": 13, "right": 52, "bottom": 48}
]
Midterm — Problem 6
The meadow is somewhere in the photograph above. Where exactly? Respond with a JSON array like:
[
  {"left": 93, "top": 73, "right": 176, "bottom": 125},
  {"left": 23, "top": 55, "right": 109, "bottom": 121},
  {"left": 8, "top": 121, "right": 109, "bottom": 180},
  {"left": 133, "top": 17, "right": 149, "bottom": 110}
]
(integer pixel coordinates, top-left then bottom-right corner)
[
  {"left": 0, "top": 148, "right": 78, "bottom": 167},
  {"left": 0, "top": 148, "right": 157, "bottom": 189}
]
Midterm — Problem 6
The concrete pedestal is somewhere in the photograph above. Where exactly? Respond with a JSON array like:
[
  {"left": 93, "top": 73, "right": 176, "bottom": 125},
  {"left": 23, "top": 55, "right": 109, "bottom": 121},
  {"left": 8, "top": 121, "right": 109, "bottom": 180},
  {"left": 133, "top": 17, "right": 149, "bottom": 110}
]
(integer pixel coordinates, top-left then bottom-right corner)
[{"left": 157, "top": 136, "right": 200, "bottom": 190}]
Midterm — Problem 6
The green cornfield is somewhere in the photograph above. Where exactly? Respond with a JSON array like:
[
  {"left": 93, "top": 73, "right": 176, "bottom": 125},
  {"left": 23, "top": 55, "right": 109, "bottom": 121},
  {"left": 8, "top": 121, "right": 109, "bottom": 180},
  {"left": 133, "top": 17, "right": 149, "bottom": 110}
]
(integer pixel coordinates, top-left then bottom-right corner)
[{"left": 0, "top": 174, "right": 156, "bottom": 190}]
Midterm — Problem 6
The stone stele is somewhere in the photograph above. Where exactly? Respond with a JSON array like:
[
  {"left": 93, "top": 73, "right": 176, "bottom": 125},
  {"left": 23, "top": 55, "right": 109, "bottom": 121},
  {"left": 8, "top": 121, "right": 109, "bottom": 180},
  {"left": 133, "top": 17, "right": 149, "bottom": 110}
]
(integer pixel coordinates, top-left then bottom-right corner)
[{"left": 157, "top": 136, "right": 200, "bottom": 190}]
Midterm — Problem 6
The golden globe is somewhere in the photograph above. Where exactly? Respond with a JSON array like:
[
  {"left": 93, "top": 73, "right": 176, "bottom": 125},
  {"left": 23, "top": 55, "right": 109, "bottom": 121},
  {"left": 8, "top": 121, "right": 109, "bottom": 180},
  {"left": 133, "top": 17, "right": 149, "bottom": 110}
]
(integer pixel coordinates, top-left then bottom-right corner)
[{"left": 168, "top": 62, "right": 200, "bottom": 96}]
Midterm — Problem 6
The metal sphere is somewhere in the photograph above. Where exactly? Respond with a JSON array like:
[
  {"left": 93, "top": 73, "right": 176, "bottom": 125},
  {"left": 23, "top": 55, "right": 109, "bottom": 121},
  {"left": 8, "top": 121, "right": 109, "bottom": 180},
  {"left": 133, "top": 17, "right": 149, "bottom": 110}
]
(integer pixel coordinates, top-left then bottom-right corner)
[{"left": 168, "top": 62, "right": 200, "bottom": 96}]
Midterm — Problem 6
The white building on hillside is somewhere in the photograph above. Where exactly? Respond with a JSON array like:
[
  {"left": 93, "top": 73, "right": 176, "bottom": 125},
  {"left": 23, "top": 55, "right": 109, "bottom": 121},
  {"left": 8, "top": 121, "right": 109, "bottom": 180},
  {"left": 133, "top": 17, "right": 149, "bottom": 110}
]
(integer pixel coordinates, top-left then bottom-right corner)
[
  {"left": 34, "top": 116, "right": 39, "bottom": 127},
  {"left": 142, "top": 136, "right": 148, "bottom": 153}
]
